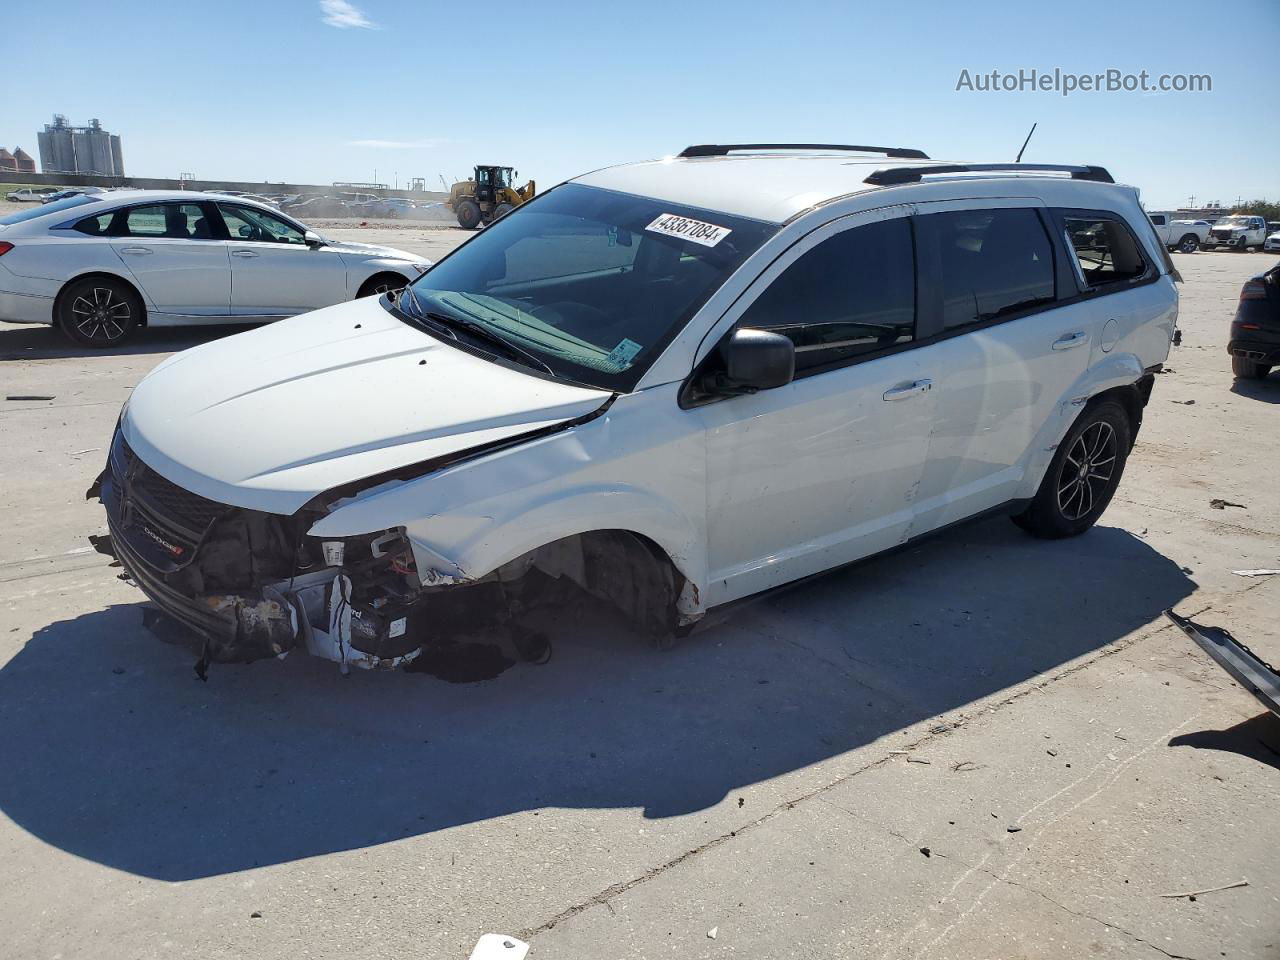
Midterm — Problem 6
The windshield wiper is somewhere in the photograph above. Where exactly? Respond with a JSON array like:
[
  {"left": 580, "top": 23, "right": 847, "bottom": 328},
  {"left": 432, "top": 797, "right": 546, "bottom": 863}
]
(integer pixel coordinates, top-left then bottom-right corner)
[
  {"left": 394, "top": 286, "right": 556, "bottom": 376},
  {"left": 421, "top": 306, "right": 555, "bottom": 376}
]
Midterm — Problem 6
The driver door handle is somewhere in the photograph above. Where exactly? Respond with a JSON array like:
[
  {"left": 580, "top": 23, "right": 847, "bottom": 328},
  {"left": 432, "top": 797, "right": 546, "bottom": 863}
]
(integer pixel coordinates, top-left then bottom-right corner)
[
  {"left": 119, "top": 246, "right": 153, "bottom": 256},
  {"left": 1052, "top": 331, "right": 1089, "bottom": 351},
  {"left": 882, "top": 379, "right": 932, "bottom": 401},
  {"left": 231, "top": 249, "right": 260, "bottom": 258}
]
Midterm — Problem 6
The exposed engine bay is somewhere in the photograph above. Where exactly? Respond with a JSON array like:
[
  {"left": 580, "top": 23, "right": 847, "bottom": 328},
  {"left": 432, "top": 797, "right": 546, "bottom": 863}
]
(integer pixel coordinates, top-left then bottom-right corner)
[{"left": 89, "top": 426, "right": 683, "bottom": 676}]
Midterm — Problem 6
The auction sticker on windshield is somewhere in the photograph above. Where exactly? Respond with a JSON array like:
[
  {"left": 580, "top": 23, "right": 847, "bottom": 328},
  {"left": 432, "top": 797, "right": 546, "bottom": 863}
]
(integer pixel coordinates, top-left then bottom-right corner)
[{"left": 646, "top": 213, "right": 732, "bottom": 247}]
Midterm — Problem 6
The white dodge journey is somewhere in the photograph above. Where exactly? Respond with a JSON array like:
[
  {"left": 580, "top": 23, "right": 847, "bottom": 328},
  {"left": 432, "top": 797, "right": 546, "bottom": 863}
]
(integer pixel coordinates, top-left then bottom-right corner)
[{"left": 90, "top": 144, "right": 1179, "bottom": 673}]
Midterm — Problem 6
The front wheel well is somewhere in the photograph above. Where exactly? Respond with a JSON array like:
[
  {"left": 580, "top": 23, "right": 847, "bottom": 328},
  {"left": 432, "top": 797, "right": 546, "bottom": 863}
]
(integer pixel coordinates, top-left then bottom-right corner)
[
  {"left": 476, "top": 529, "right": 687, "bottom": 637},
  {"left": 54, "top": 272, "right": 149, "bottom": 328},
  {"left": 356, "top": 272, "right": 410, "bottom": 298}
]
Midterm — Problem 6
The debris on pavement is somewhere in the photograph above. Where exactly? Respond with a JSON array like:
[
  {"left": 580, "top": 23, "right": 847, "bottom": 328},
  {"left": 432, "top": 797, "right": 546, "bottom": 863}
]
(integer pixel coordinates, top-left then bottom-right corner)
[
  {"left": 1172, "top": 399, "right": 1196, "bottom": 405},
  {"left": 5, "top": 394, "right": 55, "bottom": 401},
  {"left": 1007, "top": 825, "right": 1023, "bottom": 833},
  {"left": 1232, "top": 569, "right": 1280, "bottom": 578},
  {"left": 951, "top": 760, "right": 981, "bottom": 772},
  {"left": 1166, "top": 609, "right": 1280, "bottom": 718},
  {"left": 707, "top": 927, "right": 718, "bottom": 940},
  {"left": 1209, "top": 499, "right": 1247, "bottom": 510},
  {"left": 468, "top": 934, "right": 529, "bottom": 960},
  {"left": 1159, "top": 879, "right": 1249, "bottom": 899},
  {"left": 919, "top": 847, "right": 932, "bottom": 858}
]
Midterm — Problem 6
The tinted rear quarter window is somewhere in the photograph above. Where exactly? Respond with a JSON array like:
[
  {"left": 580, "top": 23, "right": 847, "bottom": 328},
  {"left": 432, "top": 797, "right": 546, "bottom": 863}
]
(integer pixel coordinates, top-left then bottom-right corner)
[
  {"left": 921, "top": 208, "right": 1055, "bottom": 329},
  {"left": 0, "top": 193, "right": 101, "bottom": 226},
  {"left": 1061, "top": 215, "right": 1148, "bottom": 288}
]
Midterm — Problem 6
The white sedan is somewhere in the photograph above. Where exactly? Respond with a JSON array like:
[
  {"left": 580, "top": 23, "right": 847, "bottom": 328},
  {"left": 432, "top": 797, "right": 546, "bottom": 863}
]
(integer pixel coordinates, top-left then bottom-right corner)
[{"left": 0, "top": 190, "right": 430, "bottom": 346}]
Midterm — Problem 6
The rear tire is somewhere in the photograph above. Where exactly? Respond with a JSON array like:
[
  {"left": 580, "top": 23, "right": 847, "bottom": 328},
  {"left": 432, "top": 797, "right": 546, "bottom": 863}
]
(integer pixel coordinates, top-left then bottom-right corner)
[
  {"left": 455, "top": 199, "right": 481, "bottom": 230},
  {"left": 1177, "top": 234, "right": 1199, "bottom": 254},
  {"left": 1012, "top": 400, "right": 1131, "bottom": 539},
  {"left": 57, "top": 276, "right": 141, "bottom": 348},
  {"left": 1232, "top": 355, "right": 1271, "bottom": 379}
]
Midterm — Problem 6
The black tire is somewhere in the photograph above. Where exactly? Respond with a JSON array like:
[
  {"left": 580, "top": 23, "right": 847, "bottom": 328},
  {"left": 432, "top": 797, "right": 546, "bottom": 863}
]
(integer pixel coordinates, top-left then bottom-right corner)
[
  {"left": 1012, "top": 400, "right": 1131, "bottom": 539},
  {"left": 1231, "top": 355, "right": 1271, "bottom": 379},
  {"left": 357, "top": 273, "right": 407, "bottom": 299},
  {"left": 455, "top": 198, "right": 481, "bottom": 230},
  {"left": 491, "top": 202, "right": 514, "bottom": 222},
  {"left": 1177, "top": 234, "right": 1199, "bottom": 254},
  {"left": 57, "top": 276, "right": 142, "bottom": 348}
]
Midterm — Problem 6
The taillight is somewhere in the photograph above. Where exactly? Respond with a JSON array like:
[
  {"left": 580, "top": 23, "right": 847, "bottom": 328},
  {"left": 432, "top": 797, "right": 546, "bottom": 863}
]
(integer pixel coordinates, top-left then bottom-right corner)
[
  {"left": 0, "top": 242, "right": 13, "bottom": 257},
  {"left": 1240, "top": 281, "right": 1267, "bottom": 301}
]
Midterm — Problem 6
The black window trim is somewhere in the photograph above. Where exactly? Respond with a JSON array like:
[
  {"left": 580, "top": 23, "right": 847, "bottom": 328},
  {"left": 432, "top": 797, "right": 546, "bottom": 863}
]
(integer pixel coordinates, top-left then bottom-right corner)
[
  {"left": 69, "top": 199, "right": 230, "bottom": 241},
  {"left": 1051, "top": 206, "right": 1158, "bottom": 303},
  {"left": 682, "top": 203, "right": 1080, "bottom": 407}
]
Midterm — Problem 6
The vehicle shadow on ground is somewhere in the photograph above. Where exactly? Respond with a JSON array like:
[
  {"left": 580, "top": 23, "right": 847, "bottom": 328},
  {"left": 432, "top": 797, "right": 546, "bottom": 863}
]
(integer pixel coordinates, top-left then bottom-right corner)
[
  {"left": 1229, "top": 373, "right": 1280, "bottom": 403},
  {"left": 0, "top": 323, "right": 256, "bottom": 361},
  {"left": 1170, "top": 713, "right": 1280, "bottom": 773},
  {"left": 0, "top": 519, "right": 1194, "bottom": 880}
]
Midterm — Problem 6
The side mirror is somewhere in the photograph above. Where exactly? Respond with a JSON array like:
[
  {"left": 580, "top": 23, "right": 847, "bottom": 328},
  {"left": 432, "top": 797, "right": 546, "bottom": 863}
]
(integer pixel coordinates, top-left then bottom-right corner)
[
  {"left": 720, "top": 327, "right": 795, "bottom": 393},
  {"left": 304, "top": 230, "right": 325, "bottom": 248}
]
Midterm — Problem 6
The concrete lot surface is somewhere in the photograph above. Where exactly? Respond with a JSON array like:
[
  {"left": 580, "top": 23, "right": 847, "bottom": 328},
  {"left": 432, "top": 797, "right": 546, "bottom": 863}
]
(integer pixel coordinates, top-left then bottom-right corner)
[{"left": 1, "top": 235, "right": 1278, "bottom": 959}]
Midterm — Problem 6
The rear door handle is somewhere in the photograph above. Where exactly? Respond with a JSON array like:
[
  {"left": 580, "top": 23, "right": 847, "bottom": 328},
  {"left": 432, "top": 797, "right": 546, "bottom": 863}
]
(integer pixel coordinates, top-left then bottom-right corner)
[
  {"left": 1052, "top": 331, "right": 1088, "bottom": 351},
  {"left": 882, "top": 379, "right": 932, "bottom": 401},
  {"left": 119, "top": 246, "right": 153, "bottom": 256},
  {"left": 231, "top": 249, "right": 260, "bottom": 258}
]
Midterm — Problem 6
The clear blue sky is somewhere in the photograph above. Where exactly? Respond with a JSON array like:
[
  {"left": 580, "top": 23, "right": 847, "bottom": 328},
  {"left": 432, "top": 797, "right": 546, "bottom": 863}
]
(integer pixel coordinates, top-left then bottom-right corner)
[{"left": 5, "top": 0, "right": 1277, "bottom": 207}]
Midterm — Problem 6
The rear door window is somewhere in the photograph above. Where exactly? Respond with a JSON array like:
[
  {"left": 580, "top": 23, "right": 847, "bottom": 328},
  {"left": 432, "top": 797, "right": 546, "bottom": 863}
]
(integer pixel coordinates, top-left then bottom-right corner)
[
  {"left": 919, "top": 208, "right": 1056, "bottom": 330},
  {"left": 117, "top": 203, "right": 211, "bottom": 240}
]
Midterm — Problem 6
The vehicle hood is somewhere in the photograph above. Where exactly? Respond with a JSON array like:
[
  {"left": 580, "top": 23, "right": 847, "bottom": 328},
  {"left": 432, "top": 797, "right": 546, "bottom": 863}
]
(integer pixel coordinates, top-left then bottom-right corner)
[
  {"left": 324, "top": 239, "right": 426, "bottom": 263},
  {"left": 123, "top": 296, "right": 611, "bottom": 515}
]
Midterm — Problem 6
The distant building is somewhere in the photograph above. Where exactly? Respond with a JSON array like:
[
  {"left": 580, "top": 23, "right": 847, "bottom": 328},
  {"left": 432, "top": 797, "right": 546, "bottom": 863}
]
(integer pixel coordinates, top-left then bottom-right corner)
[
  {"left": 36, "top": 114, "right": 124, "bottom": 176},
  {"left": 0, "top": 148, "right": 14, "bottom": 173},
  {"left": 13, "top": 147, "right": 35, "bottom": 173}
]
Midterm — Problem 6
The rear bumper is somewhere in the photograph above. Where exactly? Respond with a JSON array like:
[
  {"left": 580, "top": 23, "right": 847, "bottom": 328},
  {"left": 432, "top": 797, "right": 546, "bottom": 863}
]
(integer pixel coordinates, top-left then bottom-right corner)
[
  {"left": 0, "top": 289, "right": 54, "bottom": 325},
  {"left": 1228, "top": 320, "right": 1280, "bottom": 364}
]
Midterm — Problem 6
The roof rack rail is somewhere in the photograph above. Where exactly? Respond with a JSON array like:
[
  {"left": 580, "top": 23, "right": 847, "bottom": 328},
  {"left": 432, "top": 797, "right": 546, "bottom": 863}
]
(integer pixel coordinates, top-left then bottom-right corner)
[
  {"left": 678, "top": 143, "right": 930, "bottom": 160},
  {"left": 863, "top": 162, "right": 1114, "bottom": 186}
]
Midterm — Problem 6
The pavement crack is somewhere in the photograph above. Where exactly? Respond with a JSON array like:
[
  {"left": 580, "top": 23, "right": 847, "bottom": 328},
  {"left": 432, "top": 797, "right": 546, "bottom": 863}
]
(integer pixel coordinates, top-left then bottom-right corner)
[
  {"left": 522, "top": 608, "right": 1213, "bottom": 944},
  {"left": 980, "top": 869, "right": 1206, "bottom": 960}
]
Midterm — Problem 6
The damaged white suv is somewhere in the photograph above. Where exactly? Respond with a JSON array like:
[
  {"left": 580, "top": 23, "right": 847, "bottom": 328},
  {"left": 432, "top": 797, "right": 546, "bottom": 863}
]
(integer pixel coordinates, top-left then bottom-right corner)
[{"left": 91, "top": 144, "right": 1179, "bottom": 674}]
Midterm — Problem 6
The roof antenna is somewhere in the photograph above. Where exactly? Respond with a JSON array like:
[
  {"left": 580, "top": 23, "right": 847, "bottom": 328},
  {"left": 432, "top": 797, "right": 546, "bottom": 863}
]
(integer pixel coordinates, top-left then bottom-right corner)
[{"left": 1015, "top": 123, "right": 1037, "bottom": 163}]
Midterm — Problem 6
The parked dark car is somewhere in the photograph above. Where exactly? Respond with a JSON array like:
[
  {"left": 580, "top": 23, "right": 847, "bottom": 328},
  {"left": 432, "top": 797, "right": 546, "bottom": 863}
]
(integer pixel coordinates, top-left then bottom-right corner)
[{"left": 1229, "top": 263, "right": 1280, "bottom": 380}]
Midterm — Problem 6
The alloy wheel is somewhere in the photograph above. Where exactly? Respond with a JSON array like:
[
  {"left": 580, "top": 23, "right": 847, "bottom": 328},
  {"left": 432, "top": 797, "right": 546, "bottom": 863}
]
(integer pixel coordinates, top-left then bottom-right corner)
[
  {"left": 1057, "top": 421, "right": 1117, "bottom": 521},
  {"left": 71, "top": 286, "right": 131, "bottom": 343}
]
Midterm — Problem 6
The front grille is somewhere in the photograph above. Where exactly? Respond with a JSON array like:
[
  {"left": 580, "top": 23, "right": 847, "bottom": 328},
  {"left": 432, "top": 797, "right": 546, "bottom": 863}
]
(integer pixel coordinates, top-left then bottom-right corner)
[{"left": 114, "top": 432, "right": 227, "bottom": 535}]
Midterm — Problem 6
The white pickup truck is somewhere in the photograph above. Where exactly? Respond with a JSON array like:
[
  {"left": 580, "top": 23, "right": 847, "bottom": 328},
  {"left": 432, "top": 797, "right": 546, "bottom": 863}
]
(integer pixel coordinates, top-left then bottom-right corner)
[
  {"left": 1146, "top": 212, "right": 1211, "bottom": 253},
  {"left": 1205, "top": 214, "right": 1269, "bottom": 252}
]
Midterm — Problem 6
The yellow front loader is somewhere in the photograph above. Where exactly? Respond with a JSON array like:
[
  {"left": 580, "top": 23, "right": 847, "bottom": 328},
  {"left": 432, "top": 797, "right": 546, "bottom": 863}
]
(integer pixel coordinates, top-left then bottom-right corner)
[{"left": 448, "top": 165, "right": 536, "bottom": 229}]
